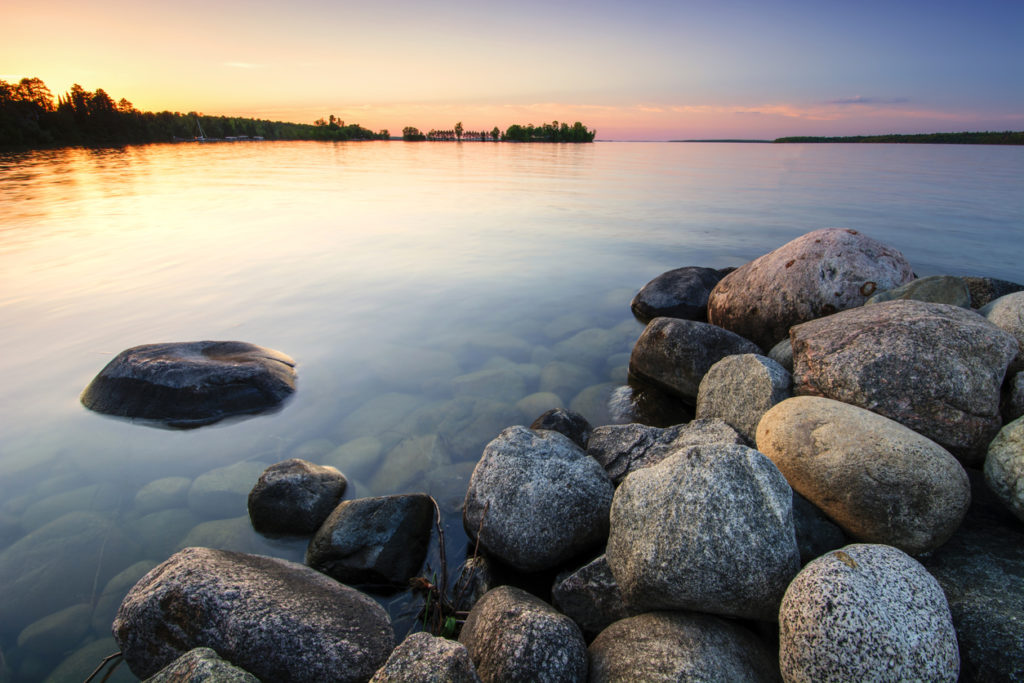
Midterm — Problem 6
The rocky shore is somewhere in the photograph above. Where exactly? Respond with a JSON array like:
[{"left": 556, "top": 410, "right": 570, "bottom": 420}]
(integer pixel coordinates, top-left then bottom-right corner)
[{"left": 90, "top": 229, "right": 1024, "bottom": 680}]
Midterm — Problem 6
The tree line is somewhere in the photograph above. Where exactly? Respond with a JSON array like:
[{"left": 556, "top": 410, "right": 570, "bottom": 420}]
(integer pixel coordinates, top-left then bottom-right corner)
[
  {"left": 773, "top": 131, "right": 1023, "bottom": 145},
  {"left": 403, "top": 120, "right": 595, "bottom": 142},
  {"left": 0, "top": 77, "right": 389, "bottom": 147}
]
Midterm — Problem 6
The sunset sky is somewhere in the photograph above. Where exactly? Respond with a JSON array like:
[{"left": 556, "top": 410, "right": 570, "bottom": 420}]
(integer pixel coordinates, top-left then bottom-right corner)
[{"left": 4, "top": 0, "right": 1022, "bottom": 140}]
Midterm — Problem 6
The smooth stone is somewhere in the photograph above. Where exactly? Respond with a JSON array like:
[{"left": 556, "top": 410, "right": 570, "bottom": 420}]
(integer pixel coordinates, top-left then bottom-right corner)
[
  {"left": 452, "top": 366, "right": 529, "bottom": 404},
  {"left": 964, "top": 275, "right": 1024, "bottom": 309},
  {"left": 707, "top": 228, "right": 914, "bottom": 349},
  {"left": 553, "top": 327, "right": 632, "bottom": 368},
  {"left": 588, "top": 611, "right": 780, "bottom": 683},
  {"left": 539, "top": 361, "right": 599, "bottom": 401},
  {"left": 516, "top": 392, "right": 565, "bottom": 423},
  {"left": 551, "top": 554, "right": 633, "bottom": 639},
  {"left": 779, "top": 544, "right": 959, "bottom": 682},
  {"left": 134, "top": 477, "right": 192, "bottom": 515},
  {"left": 322, "top": 436, "right": 382, "bottom": 482},
  {"left": 176, "top": 516, "right": 277, "bottom": 555},
  {"left": 80, "top": 341, "right": 296, "bottom": 427},
  {"left": 91, "top": 560, "right": 158, "bottom": 636},
  {"left": 288, "top": 437, "right": 336, "bottom": 462},
  {"left": 114, "top": 547, "right": 394, "bottom": 682},
  {"left": 43, "top": 637, "right": 135, "bottom": 683},
  {"left": 128, "top": 508, "right": 200, "bottom": 560},
  {"left": 435, "top": 397, "right": 522, "bottom": 463},
  {"left": 306, "top": 493, "right": 434, "bottom": 588},
  {"left": 463, "top": 426, "right": 614, "bottom": 573},
  {"left": 866, "top": 274, "right": 972, "bottom": 307},
  {"left": 530, "top": 408, "right": 593, "bottom": 449},
  {"left": 187, "top": 461, "right": 270, "bottom": 520},
  {"left": 459, "top": 586, "right": 587, "bottom": 683},
  {"left": 629, "top": 317, "right": 761, "bottom": 402},
  {"left": 768, "top": 337, "right": 793, "bottom": 372},
  {"left": 757, "top": 396, "right": 971, "bottom": 554},
  {"left": 248, "top": 459, "right": 346, "bottom": 535},
  {"left": 20, "top": 482, "right": 120, "bottom": 532},
  {"left": 369, "top": 434, "right": 451, "bottom": 492},
  {"left": 1005, "top": 371, "right": 1024, "bottom": 423},
  {"left": 981, "top": 291, "right": 1024, "bottom": 373},
  {"left": 17, "top": 603, "right": 92, "bottom": 655},
  {"left": 369, "top": 632, "right": 481, "bottom": 683},
  {"left": 336, "top": 393, "right": 426, "bottom": 443},
  {"left": 792, "top": 299, "right": 1018, "bottom": 464},
  {"left": 630, "top": 266, "right": 725, "bottom": 324},
  {"left": 145, "top": 647, "right": 259, "bottom": 682},
  {"left": 607, "top": 443, "right": 799, "bottom": 620},
  {"left": 696, "top": 353, "right": 791, "bottom": 443},
  {"left": 985, "top": 416, "right": 1024, "bottom": 523}
]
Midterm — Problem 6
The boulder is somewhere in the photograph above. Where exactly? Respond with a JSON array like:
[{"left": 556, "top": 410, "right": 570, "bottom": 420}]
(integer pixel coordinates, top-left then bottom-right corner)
[
  {"left": 981, "top": 291, "right": 1024, "bottom": 373},
  {"left": 779, "top": 544, "right": 959, "bottom": 682},
  {"left": 768, "top": 338, "right": 793, "bottom": 373},
  {"left": 80, "top": 341, "right": 296, "bottom": 427},
  {"left": 529, "top": 408, "right": 593, "bottom": 449},
  {"left": 551, "top": 554, "right": 633, "bottom": 638},
  {"left": 756, "top": 396, "right": 970, "bottom": 554},
  {"left": 1005, "top": 372, "right": 1024, "bottom": 423},
  {"left": 696, "top": 353, "right": 791, "bottom": 443},
  {"left": 248, "top": 459, "right": 347, "bottom": 535},
  {"left": 984, "top": 416, "right": 1024, "bottom": 523},
  {"left": 588, "top": 612, "right": 779, "bottom": 682},
  {"left": 628, "top": 317, "right": 761, "bottom": 402},
  {"left": 146, "top": 647, "right": 259, "bottom": 682},
  {"left": 964, "top": 275, "right": 1024, "bottom": 309},
  {"left": 707, "top": 228, "right": 914, "bottom": 349},
  {"left": 866, "top": 274, "right": 972, "bottom": 307},
  {"left": 792, "top": 299, "right": 1018, "bottom": 464},
  {"left": 306, "top": 494, "right": 434, "bottom": 588},
  {"left": 113, "top": 547, "right": 394, "bottom": 682},
  {"left": 370, "top": 632, "right": 481, "bottom": 683},
  {"left": 606, "top": 443, "right": 799, "bottom": 620},
  {"left": 459, "top": 586, "right": 587, "bottom": 683},
  {"left": 630, "top": 266, "right": 725, "bottom": 323},
  {"left": 462, "top": 427, "right": 613, "bottom": 572}
]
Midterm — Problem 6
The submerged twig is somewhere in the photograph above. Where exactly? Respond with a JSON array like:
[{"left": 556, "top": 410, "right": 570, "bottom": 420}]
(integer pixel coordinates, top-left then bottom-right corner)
[{"left": 84, "top": 652, "right": 123, "bottom": 683}]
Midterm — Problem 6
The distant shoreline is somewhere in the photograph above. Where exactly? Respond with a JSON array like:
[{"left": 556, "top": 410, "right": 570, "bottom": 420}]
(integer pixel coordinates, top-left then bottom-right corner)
[{"left": 671, "top": 132, "right": 1023, "bottom": 145}]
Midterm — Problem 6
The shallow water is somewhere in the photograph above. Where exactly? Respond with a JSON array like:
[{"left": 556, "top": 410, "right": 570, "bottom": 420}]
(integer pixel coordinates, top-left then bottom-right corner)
[{"left": 0, "top": 140, "right": 1021, "bottom": 680}]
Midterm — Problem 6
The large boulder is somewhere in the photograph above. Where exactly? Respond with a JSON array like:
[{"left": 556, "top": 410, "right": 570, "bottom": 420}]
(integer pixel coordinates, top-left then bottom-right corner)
[
  {"left": 529, "top": 408, "right": 593, "bottom": 449},
  {"left": 779, "top": 544, "right": 959, "bottom": 682},
  {"left": 370, "top": 632, "right": 481, "bottom": 683},
  {"left": 866, "top": 274, "right": 972, "bottom": 307},
  {"left": 248, "top": 459, "right": 347, "bottom": 535},
  {"left": 462, "top": 427, "right": 613, "bottom": 572},
  {"left": 113, "top": 547, "right": 394, "bottom": 682},
  {"left": 630, "top": 266, "right": 725, "bottom": 323},
  {"left": 980, "top": 291, "right": 1024, "bottom": 374},
  {"left": 80, "top": 341, "right": 296, "bottom": 427},
  {"left": 791, "top": 299, "right": 1018, "bottom": 464},
  {"left": 696, "top": 353, "right": 791, "bottom": 443},
  {"left": 588, "top": 612, "right": 779, "bottom": 682},
  {"left": 145, "top": 647, "right": 260, "bottom": 683},
  {"left": 306, "top": 494, "right": 434, "bottom": 588},
  {"left": 458, "top": 586, "right": 587, "bottom": 682},
  {"left": 551, "top": 554, "right": 633, "bottom": 639},
  {"left": 964, "top": 275, "right": 1024, "bottom": 309},
  {"left": 707, "top": 228, "right": 914, "bottom": 349},
  {"left": 984, "top": 416, "right": 1024, "bottom": 523},
  {"left": 628, "top": 317, "right": 761, "bottom": 402},
  {"left": 606, "top": 443, "right": 799, "bottom": 620},
  {"left": 756, "top": 396, "right": 970, "bottom": 554}
]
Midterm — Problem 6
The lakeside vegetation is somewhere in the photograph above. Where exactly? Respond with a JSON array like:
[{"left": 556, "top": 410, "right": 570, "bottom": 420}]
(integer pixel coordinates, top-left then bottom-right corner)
[
  {"left": 403, "top": 120, "right": 596, "bottom": 142},
  {"left": 773, "top": 131, "right": 1024, "bottom": 145}
]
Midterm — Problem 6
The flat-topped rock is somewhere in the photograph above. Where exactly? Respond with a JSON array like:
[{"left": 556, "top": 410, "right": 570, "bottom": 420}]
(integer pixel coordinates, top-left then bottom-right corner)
[{"left": 81, "top": 341, "right": 296, "bottom": 427}]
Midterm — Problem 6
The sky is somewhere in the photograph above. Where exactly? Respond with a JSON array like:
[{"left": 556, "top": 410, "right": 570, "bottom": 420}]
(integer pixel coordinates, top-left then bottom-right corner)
[{"left": 3, "top": 0, "right": 1023, "bottom": 140}]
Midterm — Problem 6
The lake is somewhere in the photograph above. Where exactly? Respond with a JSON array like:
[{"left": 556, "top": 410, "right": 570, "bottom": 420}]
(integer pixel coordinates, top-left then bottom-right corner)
[{"left": 0, "top": 140, "right": 1021, "bottom": 680}]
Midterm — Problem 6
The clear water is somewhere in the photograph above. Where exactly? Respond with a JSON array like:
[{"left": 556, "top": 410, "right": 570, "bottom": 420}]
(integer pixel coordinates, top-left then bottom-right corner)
[{"left": 0, "top": 141, "right": 1021, "bottom": 680}]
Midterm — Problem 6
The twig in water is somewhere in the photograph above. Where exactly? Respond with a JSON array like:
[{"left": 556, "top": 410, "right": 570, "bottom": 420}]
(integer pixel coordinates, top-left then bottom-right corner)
[{"left": 84, "top": 652, "right": 123, "bottom": 683}]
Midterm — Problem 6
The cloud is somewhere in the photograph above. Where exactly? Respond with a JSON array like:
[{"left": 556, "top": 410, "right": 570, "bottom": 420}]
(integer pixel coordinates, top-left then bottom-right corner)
[
  {"left": 222, "top": 62, "right": 263, "bottom": 69},
  {"left": 829, "top": 96, "right": 910, "bottom": 105}
]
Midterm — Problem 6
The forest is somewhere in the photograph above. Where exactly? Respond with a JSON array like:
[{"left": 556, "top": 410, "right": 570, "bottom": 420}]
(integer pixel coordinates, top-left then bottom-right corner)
[
  {"left": 402, "top": 121, "right": 595, "bottom": 142},
  {"left": 773, "top": 131, "right": 1024, "bottom": 145}
]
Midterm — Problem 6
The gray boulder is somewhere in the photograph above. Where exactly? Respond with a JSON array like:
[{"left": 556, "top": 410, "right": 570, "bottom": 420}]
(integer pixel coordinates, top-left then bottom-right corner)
[
  {"left": 779, "top": 544, "right": 959, "bottom": 682},
  {"left": 306, "top": 494, "right": 434, "bottom": 588},
  {"left": 628, "top": 317, "right": 761, "bottom": 402},
  {"left": 630, "top": 266, "right": 725, "bottom": 323},
  {"left": 792, "top": 299, "right": 1018, "bottom": 464},
  {"left": 696, "top": 353, "right": 791, "bottom": 443},
  {"left": 1005, "top": 371, "right": 1024, "bottom": 423},
  {"left": 248, "top": 459, "right": 347, "bottom": 535},
  {"left": 551, "top": 554, "right": 633, "bottom": 638},
  {"left": 80, "top": 341, "right": 296, "bottom": 427},
  {"left": 768, "top": 338, "right": 793, "bottom": 373},
  {"left": 981, "top": 291, "right": 1024, "bottom": 374},
  {"left": 530, "top": 408, "right": 593, "bottom": 449},
  {"left": 462, "top": 427, "right": 613, "bottom": 572},
  {"left": 606, "top": 443, "right": 799, "bottom": 620},
  {"left": 459, "top": 586, "right": 587, "bottom": 683},
  {"left": 145, "top": 647, "right": 259, "bottom": 682},
  {"left": 964, "top": 275, "right": 1024, "bottom": 309},
  {"left": 707, "top": 228, "right": 914, "bottom": 349},
  {"left": 588, "top": 612, "right": 779, "bottom": 683},
  {"left": 984, "top": 416, "right": 1024, "bottom": 523},
  {"left": 113, "top": 547, "right": 394, "bottom": 682},
  {"left": 866, "top": 274, "right": 972, "bottom": 307},
  {"left": 756, "top": 396, "right": 971, "bottom": 554},
  {"left": 370, "top": 632, "right": 481, "bottom": 683}
]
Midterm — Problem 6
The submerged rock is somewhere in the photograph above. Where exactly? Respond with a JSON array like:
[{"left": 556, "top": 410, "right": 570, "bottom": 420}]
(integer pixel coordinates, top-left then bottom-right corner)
[
  {"left": 630, "top": 266, "right": 725, "bottom": 323},
  {"left": 80, "top": 341, "right": 296, "bottom": 427},
  {"left": 248, "top": 459, "right": 347, "bottom": 535}
]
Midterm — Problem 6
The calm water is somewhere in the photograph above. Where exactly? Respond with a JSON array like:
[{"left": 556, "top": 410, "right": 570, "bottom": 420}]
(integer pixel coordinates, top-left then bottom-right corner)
[{"left": 0, "top": 141, "right": 1021, "bottom": 680}]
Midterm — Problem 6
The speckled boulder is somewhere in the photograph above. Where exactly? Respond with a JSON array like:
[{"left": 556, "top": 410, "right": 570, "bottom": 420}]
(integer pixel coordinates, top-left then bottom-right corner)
[
  {"left": 768, "top": 338, "right": 794, "bottom": 373},
  {"left": 866, "top": 274, "right": 972, "bottom": 307},
  {"left": 370, "top": 632, "right": 481, "bottom": 683},
  {"left": 607, "top": 443, "right": 799, "bottom": 620},
  {"left": 707, "top": 228, "right": 914, "bottom": 349},
  {"left": 630, "top": 266, "right": 725, "bottom": 323},
  {"left": 628, "top": 317, "right": 761, "bottom": 402},
  {"left": 248, "top": 459, "right": 347, "bottom": 535},
  {"left": 985, "top": 416, "right": 1024, "bottom": 523},
  {"left": 792, "top": 299, "right": 1018, "bottom": 465},
  {"left": 696, "top": 353, "right": 791, "bottom": 443},
  {"left": 1005, "top": 371, "right": 1024, "bottom": 422},
  {"left": 756, "top": 396, "right": 970, "bottom": 554},
  {"left": 145, "top": 647, "right": 259, "bottom": 682},
  {"left": 462, "top": 427, "right": 613, "bottom": 572},
  {"left": 981, "top": 291, "right": 1024, "bottom": 374},
  {"left": 779, "top": 544, "right": 959, "bottom": 682},
  {"left": 964, "top": 275, "right": 1024, "bottom": 309},
  {"left": 551, "top": 554, "right": 633, "bottom": 638},
  {"left": 81, "top": 341, "right": 296, "bottom": 427},
  {"left": 458, "top": 586, "right": 587, "bottom": 682},
  {"left": 588, "top": 612, "right": 779, "bottom": 683},
  {"left": 113, "top": 547, "right": 394, "bottom": 682},
  {"left": 529, "top": 408, "right": 593, "bottom": 449}
]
